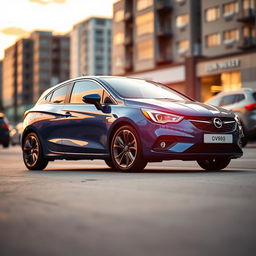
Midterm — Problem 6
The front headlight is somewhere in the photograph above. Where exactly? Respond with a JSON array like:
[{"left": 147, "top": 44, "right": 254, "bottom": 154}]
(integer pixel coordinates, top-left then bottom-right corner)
[{"left": 141, "top": 109, "right": 183, "bottom": 124}]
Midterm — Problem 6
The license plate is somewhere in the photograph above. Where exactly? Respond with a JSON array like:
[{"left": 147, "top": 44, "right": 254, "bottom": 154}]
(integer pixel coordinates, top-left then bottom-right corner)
[{"left": 204, "top": 134, "right": 233, "bottom": 143}]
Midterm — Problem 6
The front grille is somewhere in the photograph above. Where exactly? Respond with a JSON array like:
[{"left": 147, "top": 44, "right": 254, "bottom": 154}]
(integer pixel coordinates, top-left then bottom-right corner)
[
  {"left": 185, "top": 143, "right": 242, "bottom": 154},
  {"left": 190, "top": 118, "right": 237, "bottom": 133}
]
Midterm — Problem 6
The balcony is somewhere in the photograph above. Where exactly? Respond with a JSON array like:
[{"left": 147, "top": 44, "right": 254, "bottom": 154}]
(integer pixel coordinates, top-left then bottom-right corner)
[
  {"left": 176, "top": 0, "right": 186, "bottom": 5},
  {"left": 124, "top": 33, "right": 133, "bottom": 46},
  {"left": 124, "top": 10, "right": 133, "bottom": 21},
  {"left": 237, "top": 37, "right": 256, "bottom": 49},
  {"left": 124, "top": 58, "right": 133, "bottom": 72},
  {"left": 156, "top": 0, "right": 172, "bottom": 12},
  {"left": 237, "top": 8, "right": 256, "bottom": 22},
  {"left": 156, "top": 26, "right": 172, "bottom": 38},
  {"left": 156, "top": 53, "right": 172, "bottom": 65}
]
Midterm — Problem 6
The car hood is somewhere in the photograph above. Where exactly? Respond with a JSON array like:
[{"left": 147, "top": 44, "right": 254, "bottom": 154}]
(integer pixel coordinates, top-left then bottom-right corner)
[{"left": 124, "top": 98, "right": 234, "bottom": 117}]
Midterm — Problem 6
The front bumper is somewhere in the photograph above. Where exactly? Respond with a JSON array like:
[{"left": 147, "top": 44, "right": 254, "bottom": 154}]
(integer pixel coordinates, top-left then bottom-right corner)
[{"left": 138, "top": 118, "right": 243, "bottom": 161}]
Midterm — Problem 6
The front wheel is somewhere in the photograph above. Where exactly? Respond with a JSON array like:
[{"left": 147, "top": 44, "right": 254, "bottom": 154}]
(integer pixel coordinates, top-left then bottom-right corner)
[
  {"left": 197, "top": 158, "right": 231, "bottom": 171},
  {"left": 110, "top": 125, "right": 147, "bottom": 172},
  {"left": 22, "top": 132, "right": 48, "bottom": 170}
]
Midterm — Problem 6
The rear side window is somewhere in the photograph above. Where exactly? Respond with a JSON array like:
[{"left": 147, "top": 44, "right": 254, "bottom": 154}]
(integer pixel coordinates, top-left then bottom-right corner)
[
  {"left": 253, "top": 92, "right": 256, "bottom": 101},
  {"left": 220, "top": 94, "right": 245, "bottom": 106},
  {"left": 70, "top": 80, "right": 104, "bottom": 104},
  {"left": 220, "top": 95, "right": 236, "bottom": 106},
  {"left": 50, "top": 85, "right": 69, "bottom": 104}
]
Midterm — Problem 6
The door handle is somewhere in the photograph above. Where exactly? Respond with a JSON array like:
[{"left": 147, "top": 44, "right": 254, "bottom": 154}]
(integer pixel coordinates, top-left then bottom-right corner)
[{"left": 63, "top": 111, "right": 72, "bottom": 117}]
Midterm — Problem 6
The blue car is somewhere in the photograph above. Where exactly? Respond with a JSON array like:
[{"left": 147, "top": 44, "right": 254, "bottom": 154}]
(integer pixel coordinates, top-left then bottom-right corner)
[{"left": 22, "top": 76, "right": 243, "bottom": 172}]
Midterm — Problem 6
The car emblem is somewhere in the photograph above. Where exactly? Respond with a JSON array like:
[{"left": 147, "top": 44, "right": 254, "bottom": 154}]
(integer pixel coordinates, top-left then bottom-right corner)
[{"left": 213, "top": 118, "right": 223, "bottom": 128}]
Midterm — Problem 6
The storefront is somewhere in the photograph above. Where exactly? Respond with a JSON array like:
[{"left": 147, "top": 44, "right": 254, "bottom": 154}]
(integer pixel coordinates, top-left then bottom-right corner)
[{"left": 196, "top": 52, "right": 256, "bottom": 102}]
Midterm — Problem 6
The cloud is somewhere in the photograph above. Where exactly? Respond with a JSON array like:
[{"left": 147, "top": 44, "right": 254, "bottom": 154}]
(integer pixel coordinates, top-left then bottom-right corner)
[
  {"left": 28, "top": 0, "right": 67, "bottom": 5},
  {"left": 0, "top": 27, "right": 28, "bottom": 36}
]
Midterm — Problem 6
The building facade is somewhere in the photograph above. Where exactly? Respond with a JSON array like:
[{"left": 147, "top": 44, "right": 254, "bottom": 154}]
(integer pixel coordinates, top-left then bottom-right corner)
[
  {"left": 112, "top": 0, "right": 256, "bottom": 101},
  {"left": 2, "top": 31, "right": 70, "bottom": 123},
  {"left": 70, "top": 17, "right": 112, "bottom": 78},
  {"left": 0, "top": 60, "right": 2, "bottom": 111}
]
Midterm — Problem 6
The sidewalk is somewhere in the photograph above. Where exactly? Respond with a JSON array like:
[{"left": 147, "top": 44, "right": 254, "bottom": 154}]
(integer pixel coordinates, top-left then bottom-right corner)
[{"left": 246, "top": 140, "right": 256, "bottom": 148}]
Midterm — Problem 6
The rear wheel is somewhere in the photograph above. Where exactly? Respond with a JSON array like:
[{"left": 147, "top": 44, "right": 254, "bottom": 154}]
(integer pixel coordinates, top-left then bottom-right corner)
[
  {"left": 23, "top": 132, "right": 48, "bottom": 170},
  {"left": 3, "top": 142, "right": 9, "bottom": 148},
  {"left": 197, "top": 158, "right": 231, "bottom": 171},
  {"left": 110, "top": 125, "right": 147, "bottom": 172}
]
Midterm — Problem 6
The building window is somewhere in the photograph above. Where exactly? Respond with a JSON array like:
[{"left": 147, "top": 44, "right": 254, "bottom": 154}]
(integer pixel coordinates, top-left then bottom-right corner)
[
  {"left": 224, "top": 29, "right": 239, "bottom": 42},
  {"left": 137, "top": 39, "right": 153, "bottom": 60},
  {"left": 205, "top": 7, "right": 220, "bottom": 22},
  {"left": 176, "top": 14, "right": 189, "bottom": 29},
  {"left": 177, "top": 40, "right": 189, "bottom": 54},
  {"left": 136, "top": 12, "right": 154, "bottom": 36},
  {"left": 206, "top": 33, "right": 221, "bottom": 47},
  {"left": 137, "top": 0, "right": 153, "bottom": 11},
  {"left": 242, "top": 0, "right": 255, "bottom": 9},
  {"left": 114, "top": 32, "right": 124, "bottom": 45},
  {"left": 223, "top": 2, "right": 239, "bottom": 16},
  {"left": 115, "top": 10, "right": 124, "bottom": 22}
]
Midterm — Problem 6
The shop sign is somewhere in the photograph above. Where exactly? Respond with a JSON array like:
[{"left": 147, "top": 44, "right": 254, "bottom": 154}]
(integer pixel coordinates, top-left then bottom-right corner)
[{"left": 206, "top": 59, "right": 240, "bottom": 72}]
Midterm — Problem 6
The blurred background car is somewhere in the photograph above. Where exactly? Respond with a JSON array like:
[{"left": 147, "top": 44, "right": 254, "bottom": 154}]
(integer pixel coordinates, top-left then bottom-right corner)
[
  {"left": 205, "top": 88, "right": 256, "bottom": 142},
  {"left": 0, "top": 113, "right": 10, "bottom": 148},
  {"left": 10, "top": 122, "right": 23, "bottom": 146}
]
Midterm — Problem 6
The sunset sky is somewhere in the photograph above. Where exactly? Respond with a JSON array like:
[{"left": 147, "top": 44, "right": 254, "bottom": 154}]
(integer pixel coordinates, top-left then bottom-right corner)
[{"left": 0, "top": 0, "right": 116, "bottom": 59}]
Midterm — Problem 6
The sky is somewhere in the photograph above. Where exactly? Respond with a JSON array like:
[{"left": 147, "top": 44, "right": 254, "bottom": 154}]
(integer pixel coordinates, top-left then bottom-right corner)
[{"left": 0, "top": 0, "right": 116, "bottom": 59}]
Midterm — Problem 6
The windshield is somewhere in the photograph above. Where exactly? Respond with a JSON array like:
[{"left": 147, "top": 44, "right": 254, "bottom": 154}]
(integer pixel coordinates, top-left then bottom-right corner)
[{"left": 103, "top": 77, "right": 189, "bottom": 101}]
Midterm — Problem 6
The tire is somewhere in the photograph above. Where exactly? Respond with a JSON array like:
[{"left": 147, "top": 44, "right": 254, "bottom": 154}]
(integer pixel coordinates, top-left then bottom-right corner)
[
  {"left": 110, "top": 125, "right": 147, "bottom": 172},
  {"left": 22, "top": 132, "right": 48, "bottom": 170},
  {"left": 3, "top": 142, "right": 9, "bottom": 148},
  {"left": 197, "top": 158, "right": 231, "bottom": 171},
  {"left": 104, "top": 158, "right": 116, "bottom": 169}
]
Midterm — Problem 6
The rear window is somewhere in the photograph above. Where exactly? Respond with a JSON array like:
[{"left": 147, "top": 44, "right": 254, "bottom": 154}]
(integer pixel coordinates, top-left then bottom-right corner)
[{"left": 220, "top": 94, "right": 245, "bottom": 106}]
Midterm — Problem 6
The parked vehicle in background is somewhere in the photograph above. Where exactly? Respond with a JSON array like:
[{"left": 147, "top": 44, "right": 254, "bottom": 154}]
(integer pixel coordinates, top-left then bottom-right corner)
[
  {"left": 0, "top": 113, "right": 10, "bottom": 148},
  {"left": 21, "top": 76, "right": 243, "bottom": 172},
  {"left": 206, "top": 88, "right": 256, "bottom": 142},
  {"left": 10, "top": 122, "right": 23, "bottom": 146}
]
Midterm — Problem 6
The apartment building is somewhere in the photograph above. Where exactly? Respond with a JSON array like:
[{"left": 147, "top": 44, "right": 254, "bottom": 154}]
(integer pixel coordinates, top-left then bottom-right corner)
[
  {"left": 112, "top": 0, "right": 256, "bottom": 101},
  {"left": 198, "top": 0, "right": 256, "bottom": 101},
  {"left": 112, "top": 0, "right": 201, "bottom": 97},
  {"left": 0, "top": 60, "right": 2, "bottom": 110},
  {"left": 70, "top": 17, "right": 112, "bottom": 78},
  {"left": 2, "top": 31, "right": 70, "bottom": 122}
]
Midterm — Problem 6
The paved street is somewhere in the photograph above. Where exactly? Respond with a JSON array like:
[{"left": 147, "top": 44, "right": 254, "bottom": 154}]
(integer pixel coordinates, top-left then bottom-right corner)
[{"left": 0, "top": 145, "right": 256, "bottom": 256}]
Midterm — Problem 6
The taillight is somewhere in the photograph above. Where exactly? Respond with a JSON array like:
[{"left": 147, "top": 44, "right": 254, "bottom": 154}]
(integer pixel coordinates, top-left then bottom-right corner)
[
  {"left": 245, "top": 103, "right": 256, "bottom": 111},
  {"left": 0, "top": 123, "right": 9, "bottom": 131}
]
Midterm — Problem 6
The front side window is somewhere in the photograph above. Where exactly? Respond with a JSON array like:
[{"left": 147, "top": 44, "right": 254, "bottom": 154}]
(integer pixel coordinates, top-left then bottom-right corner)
[
  {"left": 136, "top": 12, "right": 154, "bottom": 36},
  {"left": 70, "top": 80, "right": 104, "bottom": 104},
  {"left": 50, "top": 84, "right": 69, "bottom": 104},
  {"left": 205, "top": 7, "right": 220, "bottom": 22},
  {"left": 206, "top": 33, "right": 221, "bottom": 47}
]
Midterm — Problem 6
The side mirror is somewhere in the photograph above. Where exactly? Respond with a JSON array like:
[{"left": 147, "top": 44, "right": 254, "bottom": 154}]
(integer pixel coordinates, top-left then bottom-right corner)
[{"left": 82, "top": 93, "right": 103, "bottom": 111}]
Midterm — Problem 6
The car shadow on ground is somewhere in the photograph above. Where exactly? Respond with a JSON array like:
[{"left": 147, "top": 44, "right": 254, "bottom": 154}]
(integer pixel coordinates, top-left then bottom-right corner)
[{"left": 32, "top": 168, "right": 253, "bottom": 174}]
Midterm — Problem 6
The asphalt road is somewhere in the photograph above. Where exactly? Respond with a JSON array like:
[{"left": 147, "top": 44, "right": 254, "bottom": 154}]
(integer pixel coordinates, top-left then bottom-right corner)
[{"left": 0, "top": 145, "right": 256, "bottom": 256}]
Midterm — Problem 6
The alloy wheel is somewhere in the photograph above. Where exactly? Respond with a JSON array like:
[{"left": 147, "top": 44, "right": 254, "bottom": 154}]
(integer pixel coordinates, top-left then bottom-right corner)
[
  {"left": 112, "top": 129, "right": 138, "bottom": 169},
  {"left": 23, "top": 134, "right": 40, "bottom": 168}
]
